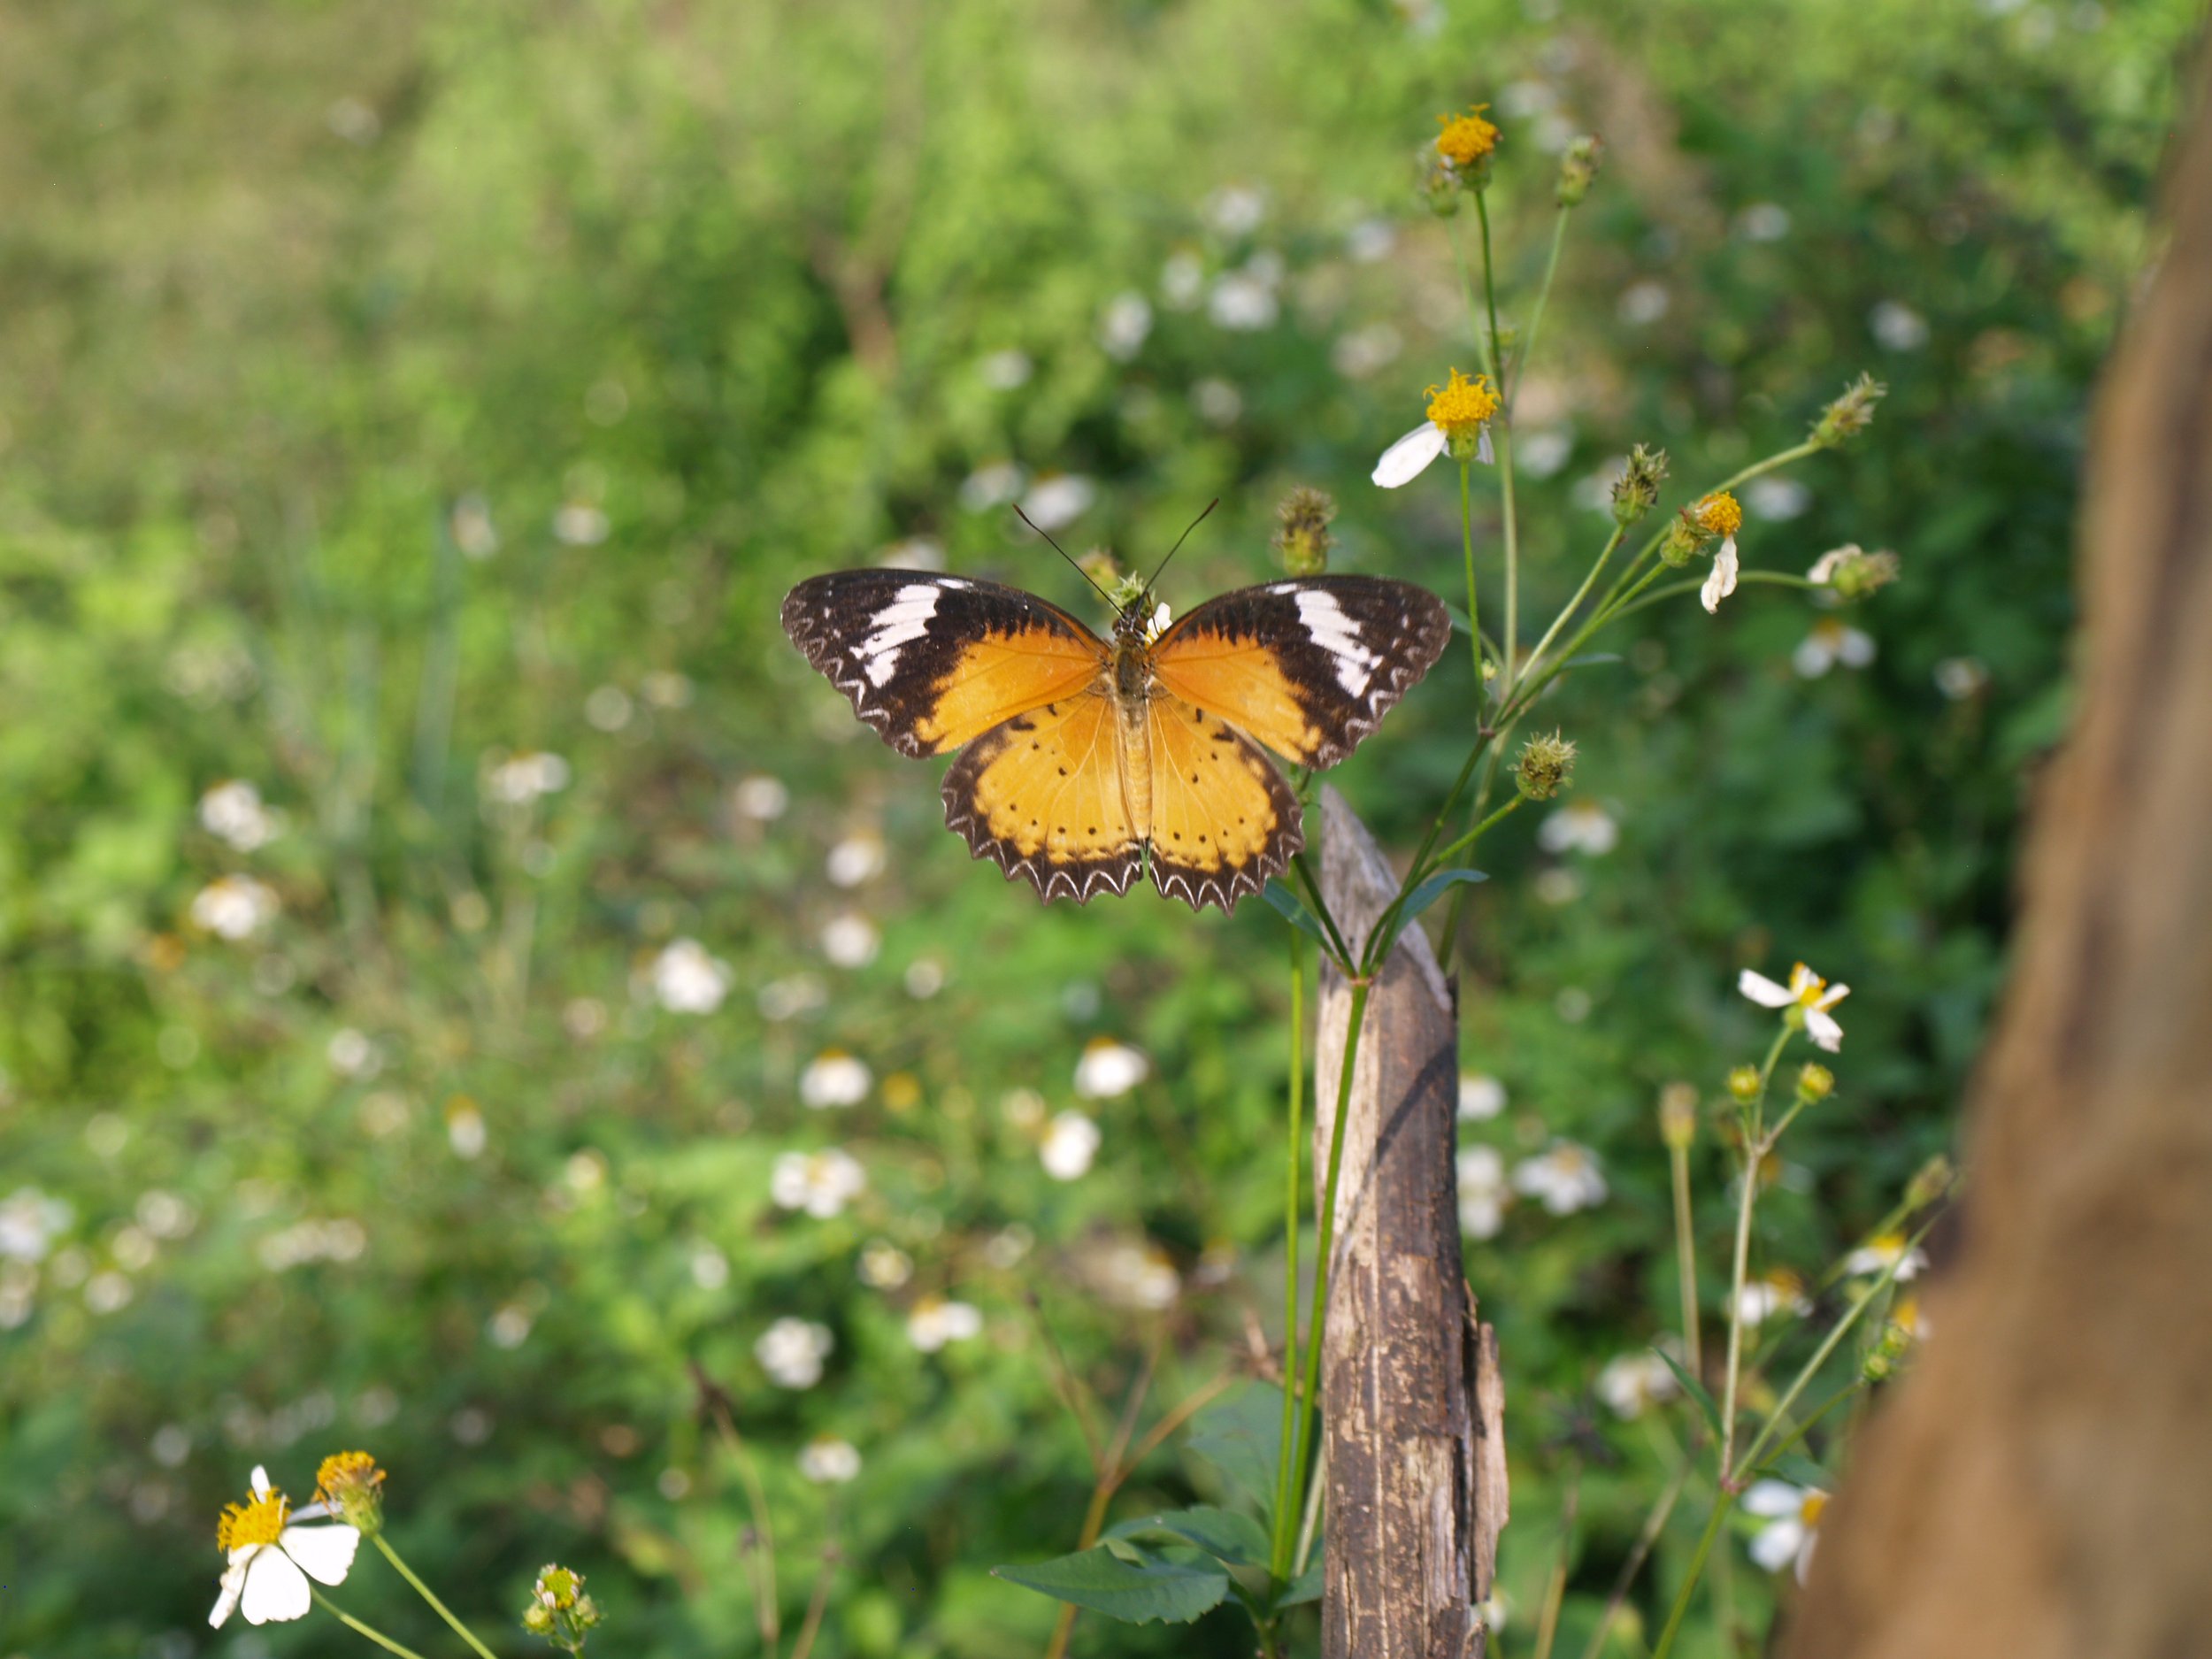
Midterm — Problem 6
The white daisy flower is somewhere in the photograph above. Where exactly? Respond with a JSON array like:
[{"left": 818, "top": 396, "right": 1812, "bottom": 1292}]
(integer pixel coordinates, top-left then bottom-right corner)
[
  {"left": 483, "top": 750, "right": 571, "bottom": 804},
  {"left": 1372, "top": 368, "right": 1498, "bottom": 488},
  {"left": 1933, "top": 657, "right": 1988, "bottom": 701},
  {"left": 553, "top": 502, "right": 610, "bottom": 545},
  {"left": 1097, "top": 292, "right": 1153, "bottom": 360},
  {"left": 1734, "top": 1270, "right": 1809, "bottom": 1326},
  {"left": 819, "top": 912, "right": 879, "bottom": 969},
  {"left": 1537, "top": 801, "right": 1619, "bottom": 856},
  {"left": 1018, "top": 474, "right": 1095, "bottom": 531},
  {"left": 1743, "top": 1479, "right": 1827, "bottom": 1580},
  {"left": 771, "top": 1149, "right": 868, "bottom": 1220},
  {"left": 199, "top": 781, "right": 282, "bottom": 852},
  {"left": 799, "top": 1049, "right": 872, "bottom": 1110},
  {"left": 1738, "top": 961, "right": 1850, "bottom": 1053},
  {"left": 1456, "top": 1146, "right": 1509, "bottom": 1240},
  {"left": 798, "top": 1436, "right": 862, "bottom": 1484},
  {"left": 1596, "top": 1348, "right": 1683, "bottom": 1419},
  {"left": 1457, "top": 1074, "right": 1507, "bottom": 1122},
  {"left": 207, "top": 1465, "right": 360, "bottom": 1628},
  {"left": 1793, "top": 618, "right": 1877, "bottom": 678},
  {"left": 1073, "top": 1036, "right": 1149, "bottom": 1100},
  {"left": 733, "top": 774, "right": 790, "bottom": 821},
  {"left": 651, "top": 938, "right": 732, "bottom": 1014},
  {"left": 1512, "top": 1141, "right": 1609, "bottom": 1215},
  {"left": 756, "top": 1317, "right": 834, "bottom": 1388},
  {"left": 906, "top": 1295, "right": 984, "bottom": 1352},
  {"left": 1207, "top": 271, "right": 1279, "bottom": 331},
  {"left": 190, "top": 875, "right": 279, "bottom": 941},
  {"left": 826, "top": 832, "right": 886, "bottom": 887},
  {"left": 0, "top": 1187, "right": 73, "bottom": 1262},
  {"left": 1840, "top": 1231, "right": 1927, "bottom": 1282},
  {"left": 856, "top": 1240, "right": 913, "bottom": 1291},
  {"left": 1040, "top": 1110, "right": 1102, "bottom": 1181},
  {"left": 1092, "top": 1241, "right": 1180, "bottom": 1310}
]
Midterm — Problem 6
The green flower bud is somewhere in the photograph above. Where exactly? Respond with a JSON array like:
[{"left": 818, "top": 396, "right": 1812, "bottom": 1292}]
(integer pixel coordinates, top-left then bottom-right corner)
[
  {"left": 1905, "top": 1153, "right": 1956, "bottom": 1212},
  {"left": 523, "top": 1604, "right": 556, "bottom": 1637},
  {"left": 1610, "top": 444, "right": 1668, "bottom": 526},
  {"left": 1794, "top": 1063, "right": 1835, "bottom": 1103},
  {"left": 1515, "top": 731, "right": 1577, "bottom": 800},
  {"left": 1556, "top": 134, "right": 1604, "bottom": 206},
  {"left": 1726, "top": 1065, "right": 1762, "bottom": 1104},
  {"left": 1657, "top": 1082, "right": 1699, "bottom": 1149},
  {"left": 1812, "top": 372, "right": 1887, "bottom": 449},
  {"left": 1272, "top": 487, "right": 1337, "bottom": 576},
  {"left": 1419, "top": 150, "right": 1462, "bottom": 218}
]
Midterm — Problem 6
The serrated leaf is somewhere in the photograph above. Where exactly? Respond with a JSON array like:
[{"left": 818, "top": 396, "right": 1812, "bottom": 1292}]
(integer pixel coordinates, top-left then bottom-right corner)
[
  {"left": 1654, "top": 1346, "right": 1724, "bottom": 1440},
  {"left": 1187, "top": 1380, "right": 1288, "bottom": 1517},
  {"left": 1107, "top": 1506, "right": 1272, "bottom": 1567},
  {"left": 1261, "top": 879, "right": 1332, "bottom": 949},
  {"left": 1765, "top": 1450, "right": 1831, "bottom": 1490},
  {"left": 993, "top": 1546, "right": 1230, "bottom": 1624}
]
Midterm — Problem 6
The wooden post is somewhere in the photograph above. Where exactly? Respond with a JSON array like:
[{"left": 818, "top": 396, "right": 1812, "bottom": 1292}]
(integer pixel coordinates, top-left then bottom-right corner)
[{"left": 1313, "top": 785, "right": 1508, "bottom": 1658}]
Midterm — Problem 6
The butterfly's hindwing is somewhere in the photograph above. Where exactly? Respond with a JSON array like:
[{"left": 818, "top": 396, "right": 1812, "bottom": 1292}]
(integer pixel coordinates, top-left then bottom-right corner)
[
  {"left": 1145, "top": 694, "right": 1304, "bottom": 912},
  {"left": 781, "top": 572, "right": 1106, "bottom": 757},
  {"left": 1149, "top": 576, "right": 1451, "bottom": 768},
  {"left": 940, "top": 695, "right": 1144, "bottom": 903}
]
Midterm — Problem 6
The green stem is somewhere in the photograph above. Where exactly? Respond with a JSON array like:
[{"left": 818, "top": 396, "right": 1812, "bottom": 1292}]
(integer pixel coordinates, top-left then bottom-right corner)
[
  {"left": 373, "top": 1536, "right": 499, "bottom": 1659},
  {"left": 1426, "top": 793, "right": 1525, "bottom": 872},
  {"left": 1574, "top": 1452, "right": 1693, "bottom": 1659},
  {"left": 1461, "top": 457, "right": 1486, "bottom": 695},
  {"left": 1718, "top": 1027, "right": 1793, "bottom": 1480},
  {"left": 1603, "top": 569, "right": 1819, "bottom": 626},
  {"left": 1647, "top": 1491, "right": 1735, "bottom": 1659},
  {"left": 1513, "top": 208, "right": 1571, "bottom": 406},
  {"left": 1286, "top": 978, "right": 1371, "bottom": 1567},
  {"left": 311, "top": 1588, "right": 435, "bottom": 1659},
  {"left": 1472, "top": 192, "right": 1519, "bottom": 700},
  {"left": 1670, "top": 1137, "right": 1702, "bottom": 1379},
  {"left": 1290, "top": 850, "right": 1356, "bottom": 975},
  {"left": 1498, "top": 565, "right": 1668, "bottom": 730},
  {"left": 1522, "top": 525, "right": 1626, "bottom": 685},
  {"left": 1270, "top": 940, "right": 1308, "bottom": 1581},
  {"left": 1596, "top": 442, "right": 1824, "bottom": 618}
]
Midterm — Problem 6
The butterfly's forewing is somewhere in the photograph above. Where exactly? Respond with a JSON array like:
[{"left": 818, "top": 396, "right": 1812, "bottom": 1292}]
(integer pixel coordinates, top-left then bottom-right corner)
[
  {"left": 1144, "top": 693, "right": 1304, "bottom": 911},
  {"left": 1148, "top": 576, "right": 1452, "bottom": 769},
  {"left": 940, "top": 695, "right": 1143, "bottom": 902},
  {"left": 781, "top": 572, "right": 1108, "bottom": 757}
]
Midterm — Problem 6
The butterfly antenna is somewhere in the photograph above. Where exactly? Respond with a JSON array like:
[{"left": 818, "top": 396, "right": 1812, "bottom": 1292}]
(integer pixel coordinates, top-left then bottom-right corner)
[
  {"left": 1141, "top": 497, "right": 1219, "bottom": 603},
  {"left": 1014, "top": 505, "right": 1118, "bottom": 606}
]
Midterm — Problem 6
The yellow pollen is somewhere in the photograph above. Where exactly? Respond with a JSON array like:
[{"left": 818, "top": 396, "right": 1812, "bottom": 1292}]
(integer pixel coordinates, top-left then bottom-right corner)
[
  {"left": 316, "top": 1450, "right": 385, "bottom": 1505},
  {"left": 1791, "top": 963, "right": 1828, "bottom": 1006},
  {"left": 1801, "top": 1491, "right": 1829, "bottom": 1526},
  {"left": 1696, "top": 492, "right": 1744, "bottom": 536},
  {"left": 1435, "top": 105, "right": 1500, "bottom": 168},
  {"left": 216, "top": 1487, "right": 288, "bottom": 1552},
  {"left": 1424, "top": 368, "right": 1500, "bottom": 434}
]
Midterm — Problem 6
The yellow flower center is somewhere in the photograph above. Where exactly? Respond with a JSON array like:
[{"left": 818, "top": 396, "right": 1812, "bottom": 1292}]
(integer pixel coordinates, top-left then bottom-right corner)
[
  {"left": 1435, "top": 105, "right": 1500, "bottom": 168},
  {"left": 316, "top": 1450, "right": 385, "bottom": 1506},
  {"left": 1790, "top": 963, "right": 1828, "bottom": 1006},
  {"left": 216, "top": 1488, "right": 288, "bottom": 1552},
  {"left": 1425, "top": 368, "right": 1500, "bottom": 436},
  {"left": 1696, "top": 492, "right": 1744, "bottom": 537},
  {"left": 1801, "top": 1491, "right": 1829, "bottom": 1526}
]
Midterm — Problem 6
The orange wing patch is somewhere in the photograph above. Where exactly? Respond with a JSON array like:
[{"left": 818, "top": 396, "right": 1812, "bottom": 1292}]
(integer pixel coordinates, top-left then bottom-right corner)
[
  {"left": 1145, "top": 694, "right": 1303, "bottom": 911},
  {"left": 910, "top": 633, "right": 1102, "bottom": 754},
  {"left": 1148, "top": 638, "right": 1325, "bottom": 766},
  {"left": 941, "top": 694, "right": 1143, "bottom": 902}
]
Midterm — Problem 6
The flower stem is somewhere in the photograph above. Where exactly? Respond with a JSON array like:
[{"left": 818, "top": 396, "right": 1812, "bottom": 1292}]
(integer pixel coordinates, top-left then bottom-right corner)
[
  {"left": 1718, "top": 1026, "right": 1793, "bottom": 1480},
  {"left": 1460, "top": 458, "right": 1485, "bottom": 695},
  {"left": 1426, "top": 793, "right": 1525, "bottom": 871},
  {"left": 1670, "top": 1135, "right": 1702, "bottom": 1379},
  {"left": 1286, "top": 978, "right": 1371, "bottom": 1571},
  {"left": 1270, "top": 938, "right": 1308, "bottom": 1580},
  {"left": 1522, "top": 525, "right": 1626, "bottom": 684},
  {"left": 1603, "top": 569, "right": 1818, "bottom": 626},
  {"left": 1472, "top": 191, "right": 1519, "bottom": 701},
  {"left": 311, "top": 1588, "right": 434, "bottom": 1659},
  {"left": 1647, "top": 1488, "right": 1736, "bottom": 1659},
  {"left": 373, "top": 1537, "right": 499, "bottom": 1659},
  {"left": 1513, "top": 208, "right": 1571, "bottom": 407}
]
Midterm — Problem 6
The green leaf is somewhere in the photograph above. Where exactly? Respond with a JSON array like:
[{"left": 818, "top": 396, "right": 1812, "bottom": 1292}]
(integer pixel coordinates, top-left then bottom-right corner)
[
  {"left": 1107, "top": 1506, "right": 1271, "bottom": 1567},
  {"left": 993, "top": 1546, "right": 1230, "bottom": 1625},
  {"left": 1187, "top": 1380, "right": 1288, "bottom": 1517},
  {"left": 1563, "top": 651, "right": 1624, "bottom": 668},
  {"left": 1261, "top": 879, "right": 1332, "bottom": 949},
  {"left": 1765, "top": 1450, "right": 1832, "bottom": 1490},
  {"left": 1272, "top": 1562, "right": 1324, "bottom": 1609},
  {"left": 1653, "top": 1346, "right": 1724, "bottom": 1440},
  {"left": 1396, "top": 866, "right": 1488, "bottom": 926}
]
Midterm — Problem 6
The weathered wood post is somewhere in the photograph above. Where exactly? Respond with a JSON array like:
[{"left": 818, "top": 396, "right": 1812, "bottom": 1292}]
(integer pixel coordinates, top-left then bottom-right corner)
[{"left": 1312, "top": 785, "right": 1508, "bottom": 1657}]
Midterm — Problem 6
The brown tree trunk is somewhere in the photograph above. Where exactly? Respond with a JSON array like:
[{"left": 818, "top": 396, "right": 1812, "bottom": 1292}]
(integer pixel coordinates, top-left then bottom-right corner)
[
  {"left": 1782, "top": 54, "right": 2212, "bottom": 1659},
  {"left": 1313, "top": 786, "right": 1507, "bottom": 1658}
]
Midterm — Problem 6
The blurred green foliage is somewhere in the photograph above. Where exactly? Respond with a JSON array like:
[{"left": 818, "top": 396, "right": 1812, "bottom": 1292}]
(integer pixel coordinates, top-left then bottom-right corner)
[{"left": 0, "top": 1, "right": 2198, "bottom": 1655}]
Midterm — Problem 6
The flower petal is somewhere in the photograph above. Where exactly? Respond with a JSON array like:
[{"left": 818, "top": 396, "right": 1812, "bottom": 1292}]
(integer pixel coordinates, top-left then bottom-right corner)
[
  {"left": 280, "top": 1522, "right": 361, "bottom": 1586},
  {"left": 1742, "top": 1479, "right": 1804, "bottom": 1518},
  {"left": 1749, "top": 1517, "right": 1806, "bottom": 1573},
  {"left": 1738, "top": 970, "right": 1795, "bottom": 1009},
  {"left": 1807, "top": 549, "right": 1847, "bottom": 584},
  {"left": 1371, "top": 424, "right": 1448, "bottom": 488},
  {"left": 209, "top": 1561, "right": 248, "bottom": 1628},
  {"left": 1700, "top": 538, "right": 1740, "bottom": 614},
  {"left": 1477, "top": 425, "right": 1494, "bottom": 466},
  {"left": 1804, "top": 1008, "right": 1845, "bottom": 1052},
  {"left": 240, "top": 1548, "right": 312, "bottom": 1624},
  {"left": 1813, "top": 982, "right": 1850, "bottom": 1011},
  {"left": 250, "top": 1465, "right": 273, "bottom": 1498}
]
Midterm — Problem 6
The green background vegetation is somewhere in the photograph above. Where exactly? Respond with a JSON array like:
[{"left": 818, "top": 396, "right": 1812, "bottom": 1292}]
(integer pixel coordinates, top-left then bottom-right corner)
[{"left": 0, "top": 0, "right": 2198, "bottom": 1655}]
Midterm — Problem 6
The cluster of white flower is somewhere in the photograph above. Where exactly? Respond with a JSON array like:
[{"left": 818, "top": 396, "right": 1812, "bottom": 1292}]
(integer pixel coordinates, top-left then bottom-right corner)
[
  {"left": 906, "top": 1295, "right": 984, "bottom": 1352},
  {"left": 199, "top": 780, "right": 283, "bottom": 851},
  {"left": 756, "top": 1317, "right": 834, "bottom": 1388},
  {"left": 191, "top": 875, "right": 280, "bottom": 941},
  {"left": 256, "top": 1218, "right": 369, "bottom": 1272},
  {"left": 1513, "top": 1141, "right": 1609, "bottom": 1215},
  {"left": 1039, "top": 1111, "right": 1101, "bottom": 1181},
  {"left": 651, "top": 939, "right": 732, "bottom": 1015},
  {"left": 482, "top": 750, "right": 570, "bottom": 805},
  {"left": 1073, "top": 1037, "right": 1148, "bottom": 1100},
  {"left": 771, "top": 1149, "right": 867, "bottom": 1219},
  {"left": 1595, "top": 1348, "right": 1683, "bottom": 1420},
  {"left": 797, "top": 1436, "right": 862, "bottom": 1485},
  {"left": 800, "top": 1049, "right": 872, "bottom": 1110}
]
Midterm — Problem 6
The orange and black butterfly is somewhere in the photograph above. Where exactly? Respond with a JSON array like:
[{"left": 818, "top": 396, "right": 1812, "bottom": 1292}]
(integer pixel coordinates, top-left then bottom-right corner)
[{"left": 781, "top": 565, "right": 1449, "bottom": 911}]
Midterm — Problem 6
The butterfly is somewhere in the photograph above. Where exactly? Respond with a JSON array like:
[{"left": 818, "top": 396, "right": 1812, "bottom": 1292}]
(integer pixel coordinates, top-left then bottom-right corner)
[{"left": 781, "top": 567, "right": 1449, "bottom": 911}]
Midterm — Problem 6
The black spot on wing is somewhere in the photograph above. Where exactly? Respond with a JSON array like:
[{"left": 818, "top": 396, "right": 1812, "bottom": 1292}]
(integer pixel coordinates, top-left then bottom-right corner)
[
  {"left": 939, "top": 716, "right": 1142, "bottom": 906},
  {"left": 780, "top": 571, "right": 1102, "bottom": 757}
]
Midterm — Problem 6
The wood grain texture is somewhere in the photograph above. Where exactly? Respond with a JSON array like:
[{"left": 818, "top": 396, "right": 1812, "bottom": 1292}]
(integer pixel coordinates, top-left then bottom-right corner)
[
  {"left": 1313, "top": 786, "right": 1506, "bottom": 1658},
  {"left": 1781, "top": 54, "right": 2212, "bottom": 1659}
]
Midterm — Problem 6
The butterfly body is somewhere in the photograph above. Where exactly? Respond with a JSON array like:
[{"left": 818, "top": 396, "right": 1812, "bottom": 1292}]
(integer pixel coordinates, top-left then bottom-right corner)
[{"left": 782, "top": 569, "right": 1449, "bottom": 912}]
